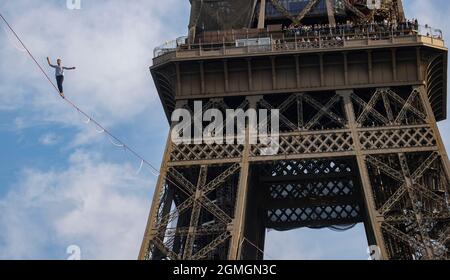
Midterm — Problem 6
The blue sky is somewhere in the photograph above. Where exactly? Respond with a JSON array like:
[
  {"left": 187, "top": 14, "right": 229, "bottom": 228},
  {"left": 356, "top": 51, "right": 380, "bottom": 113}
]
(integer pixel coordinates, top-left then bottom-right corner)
[{"left": 0, "top": 0, "right": 449, "bottom": 260}]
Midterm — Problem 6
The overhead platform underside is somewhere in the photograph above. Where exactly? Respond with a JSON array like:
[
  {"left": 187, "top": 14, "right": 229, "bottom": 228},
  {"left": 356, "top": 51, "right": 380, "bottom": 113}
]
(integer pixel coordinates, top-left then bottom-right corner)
[
  {"left": 188, "top": 0, "right": 406, "bottom": 35},
  {"left": 189, "top": 0, "right": 257, "bottom": 33}
]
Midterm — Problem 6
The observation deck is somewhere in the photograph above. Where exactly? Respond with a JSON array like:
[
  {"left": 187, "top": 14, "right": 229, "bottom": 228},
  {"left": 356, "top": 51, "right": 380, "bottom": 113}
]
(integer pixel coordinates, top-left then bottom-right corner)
[
  {"left": 154, "top": 24, "right": 445, "bottom": 65},
  {"left": 150, "top": 23, "right": 447, "bottom": 123}
]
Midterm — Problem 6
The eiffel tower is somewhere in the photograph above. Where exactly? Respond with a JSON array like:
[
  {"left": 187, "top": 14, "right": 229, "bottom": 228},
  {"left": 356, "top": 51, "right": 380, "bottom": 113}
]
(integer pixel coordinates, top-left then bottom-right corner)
[{"left": 140, "top": 0, "right": 450, "bottom": 260}]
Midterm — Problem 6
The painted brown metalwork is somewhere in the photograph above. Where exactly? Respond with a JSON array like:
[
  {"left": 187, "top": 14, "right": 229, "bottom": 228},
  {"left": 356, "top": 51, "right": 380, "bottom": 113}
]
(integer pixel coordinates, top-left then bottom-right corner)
[{"left": 140, "top": 0, "right": 449, "bottom": 260}]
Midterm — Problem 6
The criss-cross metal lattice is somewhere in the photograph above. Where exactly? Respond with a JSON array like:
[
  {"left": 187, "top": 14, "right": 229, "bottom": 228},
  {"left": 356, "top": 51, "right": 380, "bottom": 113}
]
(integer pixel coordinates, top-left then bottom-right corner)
[
  {"left": 353, "top": 88, "right": 427, "bottom": 128},
  {"left": 145, "top": 164, "right": 240, "bottom": 260},
  {"left": 143, "top": 85, "right": 450, "bottom": 260},
  {"left": 359, "top": 126, "right": 436, "bottom": 150},
  {"left": 259, "top": 158, "right": 364, "bottom": 229},
  {"left": 366, "top": 150, "right": 450, "bottom": 259},
  {"left": 268, "top": 0, "right": 403, "bottom": 25},
  {"left": 267, "top": 205, "right": 361, "bottom": 228}
]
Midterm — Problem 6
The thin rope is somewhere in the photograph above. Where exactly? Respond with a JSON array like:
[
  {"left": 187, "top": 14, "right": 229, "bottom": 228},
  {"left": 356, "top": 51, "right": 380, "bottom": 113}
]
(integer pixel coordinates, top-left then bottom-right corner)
[
  {"left": 0, "top": 12, "right": 159, "bottom": 174},
  {"left": 95, "top": 126, "right": 105, "bottom": 134},
  {"left": 108, "top": 136, "right": 125, "bottom": 148},
  {"left": 0, "top": 12, "right": 231, "bottom": 227},
  {"left": 242, "top": 237, "right": 275, "bottom": 260},
  {"left": 1, "top": 23, "right": 26, "bottom": 52},
  {"left": 77, "top": 109, "right": 91, "bottom": 124},
  {"left": 135, "top": 159, "right": 144, "bottom": 175},
  {"left": 0, "top": 13, "right": 61, "bottom": 93}
]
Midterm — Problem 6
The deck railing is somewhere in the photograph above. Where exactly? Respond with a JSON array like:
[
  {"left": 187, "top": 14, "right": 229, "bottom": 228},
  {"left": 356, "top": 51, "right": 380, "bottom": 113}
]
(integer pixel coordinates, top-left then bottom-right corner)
[{"left": 153, "top": 23, "right": 444, "bottom": 61}]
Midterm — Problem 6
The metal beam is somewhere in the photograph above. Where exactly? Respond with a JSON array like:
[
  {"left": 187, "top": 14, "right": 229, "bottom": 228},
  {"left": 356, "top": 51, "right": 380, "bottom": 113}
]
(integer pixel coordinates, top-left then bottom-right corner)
[
  {"left": 305, "top": 94, "right": 342, "bottom": 130},
  {"left": 341, "top": 0, "right": 366, "bottom": 20},
  {"left": 352, "top": 92, "right": 390, "bottom": 126},
  {"left": 340, "top": 90, "right": 388, "bottom": 259},
  {"left": 325, "top": 0, "right": 336, "bottom": 26},
  {"left": 294, "top": 0, "right": 320, "bottom": 25},
  {"left": 183, "top": 165, "right": 208, "bottom": 259},
  {"left": 258, "top": 0, "right": 266, "bottom": 29},
  {"left": 192, "top": 232, "right": 231, "bottom": 260},
  {"left": 229, "top": 106, "right": 252, "bottom": 260},
  {"left": 269, "top": 0, "right": 320, "bottom": 26},
  {"left": 379, "top": 152, "right": 440, "bottom": 215}
]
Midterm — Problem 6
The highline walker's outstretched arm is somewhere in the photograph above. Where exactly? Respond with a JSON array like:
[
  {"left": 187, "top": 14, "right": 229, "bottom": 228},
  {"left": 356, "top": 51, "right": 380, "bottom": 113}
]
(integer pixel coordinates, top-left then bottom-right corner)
[{"left": 47, "top": 57, "right": 56, "bottom": 68}]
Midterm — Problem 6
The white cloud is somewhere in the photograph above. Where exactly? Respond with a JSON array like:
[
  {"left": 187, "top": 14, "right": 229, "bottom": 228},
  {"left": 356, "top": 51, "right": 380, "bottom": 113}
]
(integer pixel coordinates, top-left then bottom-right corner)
[
  {"left": 0, "top": 150, "right": 155, "bottom": 260},
  {"left": 0, "top": 84, "right": 26, "bottom": 111},
  {"left": 13, "top": 117, "right": 26, "bottom": 131},
  {"left": 264, "top": 225, "right": 369, "bottom": 260},
  {"left": 1, "top": 0, "right": 449, "bottom": 261},
  {"left": 0, "top": 0, "right": 186, "bottom": 260},
  {"left": 39, "top": 133, "right": 60, "bottom": 146},
  {"left": 0, "top": 0, "right": 189, "bottom": 145}
]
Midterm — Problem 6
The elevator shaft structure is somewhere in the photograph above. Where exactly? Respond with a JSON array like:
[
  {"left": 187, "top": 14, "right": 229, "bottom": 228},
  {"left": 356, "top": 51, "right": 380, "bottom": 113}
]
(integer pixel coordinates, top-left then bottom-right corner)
[{"left": 140, "top": 0, "right": 450, "bottom": 260}]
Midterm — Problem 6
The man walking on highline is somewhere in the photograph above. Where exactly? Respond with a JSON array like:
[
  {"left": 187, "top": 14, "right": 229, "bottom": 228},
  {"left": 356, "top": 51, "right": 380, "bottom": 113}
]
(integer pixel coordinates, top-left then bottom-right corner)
[{"left": 47, "top": 57, "right": 76, "bottom": 98}]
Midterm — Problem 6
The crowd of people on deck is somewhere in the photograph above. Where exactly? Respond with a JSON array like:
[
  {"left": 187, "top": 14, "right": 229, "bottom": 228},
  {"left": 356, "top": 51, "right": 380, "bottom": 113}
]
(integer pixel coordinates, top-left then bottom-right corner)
[
  {"left": 282, "top": 19, "right": 422, "bottom": 39},
  {"left": 264, "top": 18, "right": 443, "bottom": 50},
  {"left": 158, "top": 18, "right": 442, "bottom": 56}
]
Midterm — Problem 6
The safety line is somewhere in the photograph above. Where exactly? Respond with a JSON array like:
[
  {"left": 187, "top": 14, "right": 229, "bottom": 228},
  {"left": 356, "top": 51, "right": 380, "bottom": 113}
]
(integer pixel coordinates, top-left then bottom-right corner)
[
  {"left": 242, "top": 237, "right": 275, "bottom": 260},
  {"left": 0, "top": 12, "right": 251, "bottom": 254},
  {"left": 2, "top": 23, "right": 26, "bottom": 52},
  {"left": 0, "top": 12, "right": 163, "bottom": 177},
  {"left": 0, "top": 11, "right": 232, "bottom": 227}
]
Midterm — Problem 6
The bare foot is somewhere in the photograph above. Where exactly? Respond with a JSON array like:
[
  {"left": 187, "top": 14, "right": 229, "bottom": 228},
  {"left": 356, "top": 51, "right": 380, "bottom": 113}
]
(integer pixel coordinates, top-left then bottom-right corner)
[{"left": 59, "top": 92, "right": 65, "bottom": 98}]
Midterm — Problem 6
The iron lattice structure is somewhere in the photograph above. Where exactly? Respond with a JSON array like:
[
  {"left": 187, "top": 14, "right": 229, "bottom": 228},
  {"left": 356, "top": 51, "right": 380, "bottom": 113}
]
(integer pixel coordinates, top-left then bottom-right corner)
[
  {"left": 140, "top": 0, "right": 450, "bottom": 260},
  {"left": 188, "top": 0, "right": 405, "bottom": 37}
]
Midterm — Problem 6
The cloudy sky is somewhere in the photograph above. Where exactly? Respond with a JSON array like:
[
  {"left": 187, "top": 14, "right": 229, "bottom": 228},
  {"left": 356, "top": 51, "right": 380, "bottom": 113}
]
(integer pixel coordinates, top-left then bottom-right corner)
[{"left": 0, "top": 0, "right": 448, "bottom": 260}]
